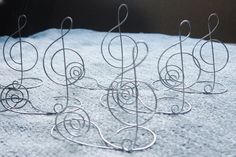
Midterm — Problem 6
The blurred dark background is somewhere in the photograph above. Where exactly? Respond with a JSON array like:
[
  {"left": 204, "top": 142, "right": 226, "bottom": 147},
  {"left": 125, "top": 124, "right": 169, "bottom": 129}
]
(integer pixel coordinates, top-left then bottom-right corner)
[{"left": 0, "top": 0, "right": 235, "bottom": 42}]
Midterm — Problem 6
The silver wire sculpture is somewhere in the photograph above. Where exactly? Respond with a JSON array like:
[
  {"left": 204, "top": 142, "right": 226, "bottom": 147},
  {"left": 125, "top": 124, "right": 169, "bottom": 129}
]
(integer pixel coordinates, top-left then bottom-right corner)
[
  {"left": 0, "top": 15, "right": 52, "bottom": 115},
  {"left": 102, "top": 43, "right": 157, "bottom": 151},
  {"left": 99, "top": 4, "right": 157, "bottom": 150},
  {"left": 100, "top": 4, "right": 149, "bottom": 104},
  {"left": 2, "top": 14, "right": 42, "bottom": 90},
  {"left": 51, "top": 5, "right": 157, "bottom": 151},
  {"left": 153, "top": 20, "right": 194, "bottom": 115},
  {"left": 191, "top": 13, "right": 229, "bottom": 94},
  {"left": 152, "top": 13, "right": 229, "bottom": 114},
  {"left": 43, "top": 16, "right": 85, "bottom": 112},
  {"left": 153, "top": 13, "right": 229, "bottom": 96},
  {"left": 48, "top": 17, "right": 110, "bottom": 150}
]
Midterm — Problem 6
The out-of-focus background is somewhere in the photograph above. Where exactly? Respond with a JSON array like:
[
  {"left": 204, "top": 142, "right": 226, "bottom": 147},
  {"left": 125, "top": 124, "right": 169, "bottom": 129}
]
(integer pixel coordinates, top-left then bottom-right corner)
[{"left": 0, "top": 0, "right": 235, "bottom": 42}]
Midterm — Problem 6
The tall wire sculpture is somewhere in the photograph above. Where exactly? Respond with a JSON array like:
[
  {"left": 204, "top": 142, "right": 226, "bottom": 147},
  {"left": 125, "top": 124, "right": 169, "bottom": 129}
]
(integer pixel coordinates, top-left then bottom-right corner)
[
  {"left": 2, "top": 14, "right": 42, "bottom": 90},
  {"left": 100, "top": 4, "right": 149, "bottom": 106},
  {"left": 153, "top": 20, "right": 195, "bottom": 115},
  {"left": 49, "top": 17, "right": 111, "bottom": 150},
  {"left": 0, "top": 15, "right": 52, "bottom": 115},
  {"left": 99, "top": 4, "right": 157, "bottom": 151},
  {"left": 191, "top": 13, "right": 229, "bottom": 94},
  {"left": 51, "top": 6, "right": 157, "bottom": 151}
]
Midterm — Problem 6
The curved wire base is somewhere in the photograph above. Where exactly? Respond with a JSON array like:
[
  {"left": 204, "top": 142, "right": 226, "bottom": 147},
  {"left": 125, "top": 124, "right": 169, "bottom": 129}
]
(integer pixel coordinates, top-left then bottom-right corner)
[
  {"left": 152, "top": 80, "right": 227, "bottom": 95},
  {"left": 156, "top": 97, "right": 192, "bottom": 115},
  {"left": 51, "top": 105, "right": 156, "bottom": 152}
]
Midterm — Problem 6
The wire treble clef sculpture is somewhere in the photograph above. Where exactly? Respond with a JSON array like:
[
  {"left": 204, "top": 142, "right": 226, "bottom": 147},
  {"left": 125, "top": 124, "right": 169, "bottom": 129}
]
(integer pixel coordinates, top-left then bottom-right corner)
[
  {"left": 49, "top": 17, "right": 111, "bottom": 150},
  {"left": 0, "top": 15, "right": 51, "bottom": 115},
  {"left": 103, "top": 44, "right": 157, "bottom": 151},
  {"left": 43, "top": 17, "right": 86, "bottom": 112},
  {"left": 191, "top": 13, "right": 229, "bottom": 94},
  {"left": 99, "top": 4, "right": 157, "bottom": 151},
  {"left": 2, "top": 14, "right": 42, "bottom": 89},
  {"left": 100, "top": 4, "right": 149, "bottom": 105},
  {"left": 154, "top": 20, "right": 196, "bottom": 115}
]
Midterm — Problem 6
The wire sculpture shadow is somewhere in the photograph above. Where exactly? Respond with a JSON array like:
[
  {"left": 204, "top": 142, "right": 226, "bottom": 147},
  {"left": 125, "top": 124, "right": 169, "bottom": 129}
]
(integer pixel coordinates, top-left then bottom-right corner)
[{"left": 0, "top": 15, "right": 52, "bottom": 115}]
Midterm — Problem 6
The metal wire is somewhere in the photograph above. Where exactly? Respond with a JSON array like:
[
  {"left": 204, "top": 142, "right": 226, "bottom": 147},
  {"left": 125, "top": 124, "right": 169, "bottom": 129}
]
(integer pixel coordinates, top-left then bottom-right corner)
[
  {"left": 99, "top": 4, "right": 157, "bottom": 151},
  {"left": 153, "top": 20, "right": 193, "bottom": 115},
  {"left": 153, "top": 13, "right": 229, "bottom": 95},
  {"left": 0, "top": 15, "right": 53, "bottom": 115},
  {"left": 48, "top": 17, "right": 112, "bottom": 150},
  {"left": 191, "top": 13, "right": 229, "bottom": 94},
  {"left": 100, "top": 4, "right": 149, "bottom": 104},
  {"left": 51, "top": 4, "right": 157, "bottom": 152},
  {"left": 2, "top": 14, "right": 43, "bottom": 90},
  {"left": 43, "top": 16, "right": 86, "bottom": 113}
]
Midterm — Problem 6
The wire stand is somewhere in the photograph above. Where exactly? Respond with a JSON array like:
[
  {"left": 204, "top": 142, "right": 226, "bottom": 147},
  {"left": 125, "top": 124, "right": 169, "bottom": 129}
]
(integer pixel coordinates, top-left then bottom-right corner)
[
  {"left": 153, "top": 13, "right": 229, "bottom": 96},
  {"left": 152, "top": 20, "right": 194, "bottom": 115},
  {"left": 0, "top": 15, "right": 52, "bottom": 115}
]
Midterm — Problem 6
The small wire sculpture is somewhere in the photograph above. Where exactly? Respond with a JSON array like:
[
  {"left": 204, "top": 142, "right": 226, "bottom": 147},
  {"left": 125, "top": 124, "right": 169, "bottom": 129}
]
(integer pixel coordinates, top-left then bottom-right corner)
[
  {"left": 153, "top": 13, "right": 229, "bottom": 96},
  {"left": 2, "top": 14, "right": 42, "bottom": 90},
  {"left": 191, "top": 13, "right": 229, "bottom": 94},
  {"left": 0, "top": 15, "right": 52, "bottom": 115}
]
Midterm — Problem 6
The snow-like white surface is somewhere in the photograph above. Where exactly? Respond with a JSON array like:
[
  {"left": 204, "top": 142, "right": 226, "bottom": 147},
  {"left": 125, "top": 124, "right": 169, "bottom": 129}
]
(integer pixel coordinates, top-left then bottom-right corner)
[{"left": 0, "top": 29, "right": 236, "bottom": 157}]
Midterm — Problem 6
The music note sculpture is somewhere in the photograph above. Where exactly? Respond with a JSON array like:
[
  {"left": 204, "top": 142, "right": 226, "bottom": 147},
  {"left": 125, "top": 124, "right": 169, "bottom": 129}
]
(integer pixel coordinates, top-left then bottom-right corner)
[
  {"left": 100, "top": 4, "right": 149, "bottom": 105},
  {"left": 99, "top": 4, "right": 157, "bottom": 151},
  {"left": 0, "top": 15, "right": 50, "bottom": 115},
  {"left": 153, "top": 20, "right": 196, "bottom": 115},
  {"left": 49, "top": 17, "right": 110, "bottom": 150},
  {"left": 191, "top": 13, "right": 229, "bottom": 94},
  {"left": 2, "top": 14, "right": 42, "bottom": 89},
  {"left": 51, "top": 7, "right": 157, "bottom": 152},
  {"left": 153, "top": 13, "right": 229, "bottom": 96},
  {"left": 152, "top": 13, "right": 229, "bottom": 114},
  {"left": 43, "top": 16, "right": 86, "bottom": 113}
]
